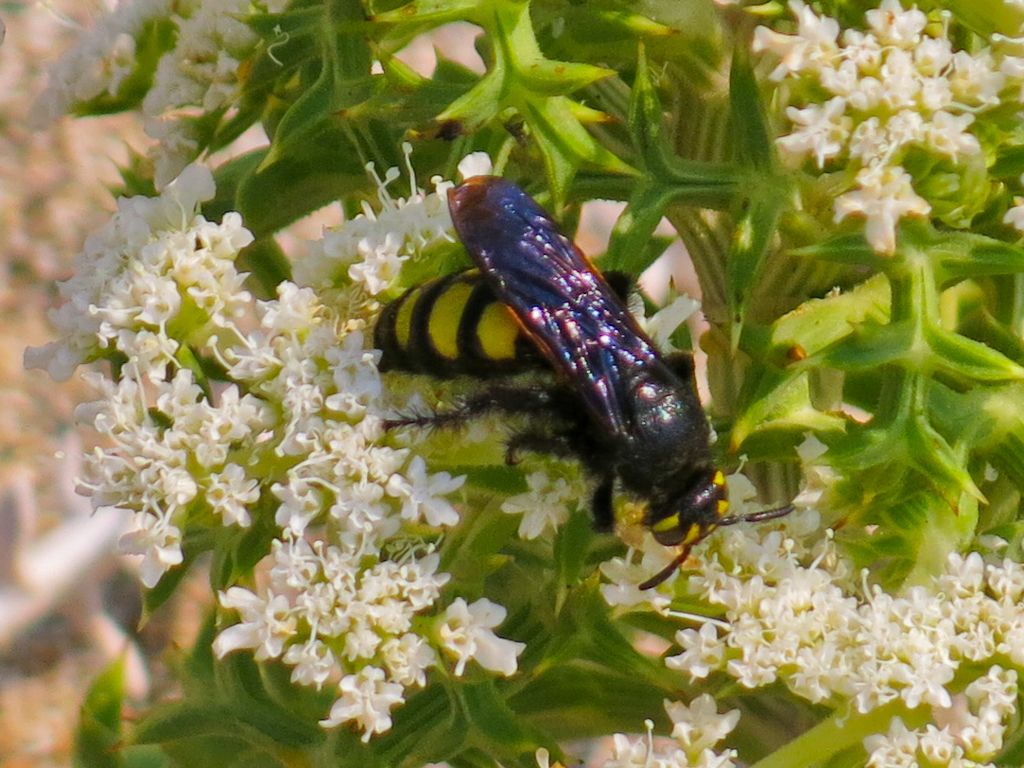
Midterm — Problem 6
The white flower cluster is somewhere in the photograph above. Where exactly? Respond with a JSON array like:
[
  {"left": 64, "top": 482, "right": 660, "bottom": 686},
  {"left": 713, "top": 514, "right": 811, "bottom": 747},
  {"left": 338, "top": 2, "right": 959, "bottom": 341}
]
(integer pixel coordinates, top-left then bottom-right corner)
[
  {"left": 214, "top": 538, "right": 523, "bottom": 739},
  {"left": 24, "top": 164, "right": 247, "bottom": 382},
  {"left": 754, "top": 0, "right": 1023, "bottom": 253},
  {"left": 143, "top": 0, "right": 289, "bottom": 186},
  {"left": 651, "top": 523, "right": 1024, "bottom": 765},
  {"left": 535, "top": 695, "right": 739, "bottom": 768},
  {"left": 32, "top": 0, "right": 186, "bottom": 127},
  {"left": 27, "top": 161, "right": 526, "bottom": 740},
  {"left": 77, "top": 367, "right": 271, "bottom": 587},
  {"left": 297, "top": 148, "right": 458, "bottom": 295},
  {"left": 35, "top": 1, "right": 287, "bottom": 187},
  {"left": 143, "top": 0, "right": 266, "bottom": 119}
]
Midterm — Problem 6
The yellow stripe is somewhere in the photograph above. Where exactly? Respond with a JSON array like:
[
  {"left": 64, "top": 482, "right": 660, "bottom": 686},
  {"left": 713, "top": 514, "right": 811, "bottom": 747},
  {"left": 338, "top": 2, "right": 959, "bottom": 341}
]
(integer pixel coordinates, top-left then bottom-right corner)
[
  {"left": 682, "top": 523, "right": 701, "bottom": 545},
  {"left": 477, "top": 302, "right": 520, "bottom": 361},
  {"left": 394, "top": 287, "right": 420, "bottom": 349},
  {"left": 717, "top": 499, "right": 729, "bottom": 515},
  {"left": 428, "top": 281, "right": 474, "bottom": 360},
  {"left": 652, "top": 515, "right": 679, "bottom": 534},
  {"left": 713, "top": 470, "right": 725, "bottom": 488}
]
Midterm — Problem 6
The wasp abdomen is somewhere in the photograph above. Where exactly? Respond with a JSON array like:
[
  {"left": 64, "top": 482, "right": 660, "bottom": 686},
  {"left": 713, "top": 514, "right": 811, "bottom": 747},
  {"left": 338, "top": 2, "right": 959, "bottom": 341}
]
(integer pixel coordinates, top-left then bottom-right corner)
[{"left": 375, "top": 269, "right": 540, "bottom": 377}]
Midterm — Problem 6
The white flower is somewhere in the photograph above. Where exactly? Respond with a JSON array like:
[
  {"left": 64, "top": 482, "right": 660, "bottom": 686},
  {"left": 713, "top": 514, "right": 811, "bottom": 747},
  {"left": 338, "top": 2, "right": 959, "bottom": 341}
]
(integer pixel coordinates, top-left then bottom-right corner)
[
  {"left": 205, "top": 464, "right": 260, "bottom": 527},
  {"left": 666, "top": 623, "right": 725, "bottom": 680},
  {"left": 284, "top": 639, "right": 337, "bottom": 689},
  {"left": 325, "top": 330, "right": 383, "bottom": 418},
  {"left": 834, "top": 165, "right": 930, "bottom": 254},
  {"left": 385, "top": 456, "right": 464, "bottom": 527},
  {"left": 950, "top": 50, "right": 1005, "bottom": 108},
  {"left": 457, "top": 152, "right": 495, "bottom": 180},
  {"left": 32, "top": 0, "right": 177, "bottom": 125},
  {"left": 865, "top": 0, "right": 926, "bottom": 47},
  {"left": 379, "top": 633, "right": 436, "bottom": 688},
  {"left": 438, "top": 597, "right": 525, "bottom": 677},
  {"left": 772, "top": 72, "right": 855, "bottom": 157},
  {"left": 926, "top": 111, "right": 980, "bottom": 160},
  {"left": 118, "top": 511, "right": 184, "bottom": 588},
  {"left": 143, "top": 0, "right": 257, "bottom": 117},
  {"left": 214, "top": 587, "right": 297, "bottom": 661},
  {"left": 665, "top": 694, "right": 740, "bottom": 755},
  {"left": 297, "top": 146, "right": 456, "bottom": 291},
  {"left": 752, "top": 1, "right": 840, "bottom": 81},
  {"left": 1004, "top": 193, "right": 1024, "bottom": 233},
  {"left": 145, "top": 117, "right": 203, "bottom": 190},
  {"left": 754, "top": 1, "right": 1016, "bottom": 253},
  {"left": 500, "top": 471, "right": 579, "bottom": 540},
  {"left": 599, "top": 539, "right": 677, "bottom": 611},
  {"left": 320, "top": 666, "right": 405, "bottom": 741},
  {"left": 864, "top": 718, "right": 920, "bottom": 768},
  {"left": 642, "top": 294, "right": 701, "bottom": 351},
  {"left": 260, "top": 283, "right": 323, "bottom": 336}
]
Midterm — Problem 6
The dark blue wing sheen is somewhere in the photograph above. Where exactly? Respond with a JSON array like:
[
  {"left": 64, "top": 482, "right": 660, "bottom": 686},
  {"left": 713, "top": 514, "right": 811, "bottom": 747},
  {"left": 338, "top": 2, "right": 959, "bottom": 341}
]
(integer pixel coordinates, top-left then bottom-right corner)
[{"left": 448, "top": 176, "right": 663, "bottom": 437}]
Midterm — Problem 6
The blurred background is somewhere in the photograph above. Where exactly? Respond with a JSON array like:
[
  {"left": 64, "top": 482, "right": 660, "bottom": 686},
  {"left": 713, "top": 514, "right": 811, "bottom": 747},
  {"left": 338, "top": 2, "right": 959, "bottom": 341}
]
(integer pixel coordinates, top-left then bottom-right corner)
[{"left": 0, "top": 3, "right": 162, "bottom": 764}]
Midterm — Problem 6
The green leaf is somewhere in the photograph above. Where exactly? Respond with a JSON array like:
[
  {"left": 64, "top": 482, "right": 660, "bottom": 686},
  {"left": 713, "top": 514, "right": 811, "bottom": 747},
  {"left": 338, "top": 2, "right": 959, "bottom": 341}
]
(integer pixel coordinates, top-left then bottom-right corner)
[
  {"left": 829, "top": 373, "right": 983, "bottom": 503},
  {"left": 373, "top": 683, "right": 465, "bottom": 767},
  {"left": 511, "top": 662, "right": 671, "bottom": 740},
  {"left": 236, "top": 237, "right": 293, "bottom": 298},
  {"left": 925, "top": 325, "right": 1024, "bottom": 384},
  {"left": 730, "top": 370, "right": 846, "bottom": 454},
  {"left": 553, "top": 507, "right": 595, "bottom": 588},
  {"left": 934, "top": 237, "right": 1024, "bottom": 283},
  {"left": 604, "top": 181, "right": 675, "bottom": 273},
  {"left": 728, "top": 42, "right": 774, "bottom": 172},
  {"left": 727, "top": 189, "right": 784, "bottom": 343},
  {"left": 234, "top": 136, "right": 369, "bottom": 236},
  {"left": 628, "top": 47, "right": 737, "bottom": 202},
  {"left": 805, "top": 320, "right": 913, "bottom": 371},
  {"left": 75, "top": 659, "right": 126, "bottom": 768},
  {"left": 991, "top": 145, "right": 1024, "bottom": 178},
  {"left": 370, "top": 0, "right": 480, "bottom": 25},
  {"left": 459, "top": 680, "right": 538, "bottom": 758},
  {"left": 345, "top": 55, "right": 480, "bottom": 127},
  {"left": 522, "top": 96, "right": 634, "bottom": 204}
]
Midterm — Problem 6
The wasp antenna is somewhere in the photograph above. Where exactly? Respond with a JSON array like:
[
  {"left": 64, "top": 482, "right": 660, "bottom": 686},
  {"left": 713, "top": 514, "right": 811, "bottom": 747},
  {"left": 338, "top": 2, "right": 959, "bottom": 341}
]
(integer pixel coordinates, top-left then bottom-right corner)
[
  {"left": 639, "top": 544, "right": 694, "bottom": 591},
  {"left": 719, "top": 504, "right": 794, "bottom": 527}
]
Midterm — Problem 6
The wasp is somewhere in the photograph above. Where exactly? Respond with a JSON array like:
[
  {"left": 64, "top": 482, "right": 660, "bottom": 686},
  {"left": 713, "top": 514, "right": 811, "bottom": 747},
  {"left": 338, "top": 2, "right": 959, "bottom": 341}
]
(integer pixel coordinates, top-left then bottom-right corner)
[{"left": 376, "top": 176, "right": 791, "bottom": 588}]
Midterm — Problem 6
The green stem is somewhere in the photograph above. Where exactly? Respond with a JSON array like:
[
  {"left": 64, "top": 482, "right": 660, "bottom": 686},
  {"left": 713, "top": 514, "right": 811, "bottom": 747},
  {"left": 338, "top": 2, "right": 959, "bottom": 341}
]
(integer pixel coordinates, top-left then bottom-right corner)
[{"left": 750, "top": 701, "right": 929, "bottom": 768}]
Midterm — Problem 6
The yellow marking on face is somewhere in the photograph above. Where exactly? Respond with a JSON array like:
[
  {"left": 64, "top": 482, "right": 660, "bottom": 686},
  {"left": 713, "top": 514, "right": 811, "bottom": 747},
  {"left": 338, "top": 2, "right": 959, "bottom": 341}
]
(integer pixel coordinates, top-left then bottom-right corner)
[
  {"left": 394, "top": 288, "right": 420, "bottom": 348},
  {"left": 428, "top": 282, "right": 474, "bottom": 359},
  {"left": 477, "top": 302, "right": 520, "bottom": 361},
  {"left": 682, "top": 523, "right": 701, "bottom": 545},
  {"left": 717, "top": 498, "right": 729, "bottom": 515},
  {"left": 651, "top": 514, "right": 680, "bottom": 534},
  {"left": 713, "top": 470, "right": 725, "bottom": 488}
]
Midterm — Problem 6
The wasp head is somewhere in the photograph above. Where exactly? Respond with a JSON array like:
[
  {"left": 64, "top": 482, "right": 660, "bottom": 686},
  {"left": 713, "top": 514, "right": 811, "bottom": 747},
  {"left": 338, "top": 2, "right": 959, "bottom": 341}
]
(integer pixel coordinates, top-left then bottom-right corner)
[{"left": 645, "top": 468, "right": 728, "bottom": 547}]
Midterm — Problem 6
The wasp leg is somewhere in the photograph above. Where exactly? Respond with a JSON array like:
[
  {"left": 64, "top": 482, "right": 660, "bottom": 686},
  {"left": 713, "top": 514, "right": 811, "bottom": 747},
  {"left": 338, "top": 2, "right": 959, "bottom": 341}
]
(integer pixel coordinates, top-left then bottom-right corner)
[
  {"left": 505, "top": 430, "right": 616, "bottom": 533},
  {"left": 385, "top": 385, "right": 568, "bottom": 431},
  {"left": 504, "top": 429, "right": 578, "bottom": 465},
  {"left": 590, "top": 476, "right": 615, "bottom": 532}
]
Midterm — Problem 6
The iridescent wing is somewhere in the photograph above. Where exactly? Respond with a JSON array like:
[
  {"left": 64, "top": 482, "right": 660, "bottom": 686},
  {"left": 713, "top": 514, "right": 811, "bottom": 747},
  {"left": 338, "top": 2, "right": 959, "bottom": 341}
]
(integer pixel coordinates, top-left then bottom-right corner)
[{"left": 448, "top": 176, "right": 663, "bottom": 437}]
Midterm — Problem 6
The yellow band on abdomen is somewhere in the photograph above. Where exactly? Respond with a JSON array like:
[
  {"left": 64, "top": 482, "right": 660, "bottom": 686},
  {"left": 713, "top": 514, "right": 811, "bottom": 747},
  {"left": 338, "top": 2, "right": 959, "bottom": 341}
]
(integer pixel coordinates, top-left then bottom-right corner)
[
  {"left": 476, "top": 302, "right": 520, "bottom": 361},
  {"left": 428, "top": 281, "right": 474, "bottom": 360}
]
